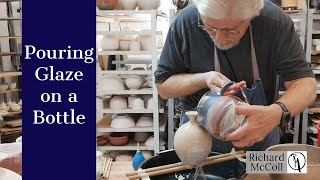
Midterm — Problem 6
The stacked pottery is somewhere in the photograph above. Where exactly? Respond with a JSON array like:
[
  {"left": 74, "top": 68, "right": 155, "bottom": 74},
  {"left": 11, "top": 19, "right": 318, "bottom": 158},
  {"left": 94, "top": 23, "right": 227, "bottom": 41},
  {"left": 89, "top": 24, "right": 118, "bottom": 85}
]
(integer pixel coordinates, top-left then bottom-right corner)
[
  {"left": 136, "top": 114, "right": 153, "bottom": 127},
  {"left": 130, "top": 40, "right": 140, "bottom": 51},
  {"left": 125, "top": 75, "right": 142, "bottom": 90},
  {"left": 111, "top": 114, "right": 135, "bottom": 128},
  {"left": 128, "top": 95, "right": 138, "bottom": 108},
  {"left": 97, "top": 75, "right": 125, "bottom": 91},
  {"left": 7, "top": 99, "right": 13, "bottom": 107}
]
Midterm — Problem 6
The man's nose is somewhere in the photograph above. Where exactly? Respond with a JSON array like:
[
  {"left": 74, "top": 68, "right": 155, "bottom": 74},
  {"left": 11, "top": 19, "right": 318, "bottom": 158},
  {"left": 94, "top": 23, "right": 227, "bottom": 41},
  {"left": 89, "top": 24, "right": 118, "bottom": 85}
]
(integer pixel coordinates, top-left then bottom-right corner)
[{"left": 214, "top": 30, "right": 226, "bottom": 45}]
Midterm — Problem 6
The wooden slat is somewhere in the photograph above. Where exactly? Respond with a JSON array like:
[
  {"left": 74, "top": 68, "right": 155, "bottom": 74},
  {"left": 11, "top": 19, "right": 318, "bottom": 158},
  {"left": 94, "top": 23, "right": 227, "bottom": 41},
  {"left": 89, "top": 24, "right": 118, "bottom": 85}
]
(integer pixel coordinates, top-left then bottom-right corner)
[
  {"left": 0, "top": 52, "right": 21, "bottom": 56},
  {"left": 2, "top": 110, "right": 22, "bottom": 117},
  {"left": 0, "top": 89, "right": 21, "bottom": 94},
  {"left": 0, "top": 18, "right": 22, "bottom": 21},
  {"left": 0, "top": 71, "right": 22, "bottom": 78},
  {"left": 5, "top": 119, "right": 22, "bottom": 127},
  {"left": 0, "top": 36, "right": 22, "bottom": 39},
  {"left": 0, "top": 126, "right": 21, "bottom": 133}
]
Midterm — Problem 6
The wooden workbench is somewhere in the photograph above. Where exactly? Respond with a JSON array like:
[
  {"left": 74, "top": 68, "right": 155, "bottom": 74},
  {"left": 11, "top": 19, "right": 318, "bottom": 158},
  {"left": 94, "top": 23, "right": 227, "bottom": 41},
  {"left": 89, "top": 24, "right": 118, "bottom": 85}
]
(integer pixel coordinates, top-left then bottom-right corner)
[{"left": 108, "top": 161, "right": 272, "bottom": 180}]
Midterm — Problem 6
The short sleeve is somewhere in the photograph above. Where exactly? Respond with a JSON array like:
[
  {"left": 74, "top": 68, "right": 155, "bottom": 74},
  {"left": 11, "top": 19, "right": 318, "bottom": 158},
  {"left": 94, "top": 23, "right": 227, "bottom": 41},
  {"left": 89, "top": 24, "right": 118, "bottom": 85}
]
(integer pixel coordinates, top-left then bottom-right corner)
[
  {"left": 274, "top": 15, "right": 314, "bottom": 81},
  {"left": 154, "top": 25, "right": 187, "bottom": 83}
]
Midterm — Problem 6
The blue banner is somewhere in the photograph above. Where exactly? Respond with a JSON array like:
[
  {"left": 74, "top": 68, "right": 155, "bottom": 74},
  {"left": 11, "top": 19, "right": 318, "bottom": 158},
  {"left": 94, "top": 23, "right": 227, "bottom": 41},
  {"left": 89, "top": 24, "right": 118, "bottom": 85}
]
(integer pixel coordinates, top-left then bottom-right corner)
[{"left": 23, "top": 0, "right": 96, "bottom": 179}]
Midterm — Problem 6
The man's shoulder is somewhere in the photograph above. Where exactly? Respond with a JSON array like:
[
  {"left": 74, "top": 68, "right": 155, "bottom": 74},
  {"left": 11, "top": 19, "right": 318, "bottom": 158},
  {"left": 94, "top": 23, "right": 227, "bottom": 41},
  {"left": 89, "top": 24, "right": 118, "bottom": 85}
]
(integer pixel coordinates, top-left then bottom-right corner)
[
  {"left": 171, "top": 5, "right": 198, "bottom": 31},
  {"left": 257, "top": 1, "right": 291, "bottom": 27}
]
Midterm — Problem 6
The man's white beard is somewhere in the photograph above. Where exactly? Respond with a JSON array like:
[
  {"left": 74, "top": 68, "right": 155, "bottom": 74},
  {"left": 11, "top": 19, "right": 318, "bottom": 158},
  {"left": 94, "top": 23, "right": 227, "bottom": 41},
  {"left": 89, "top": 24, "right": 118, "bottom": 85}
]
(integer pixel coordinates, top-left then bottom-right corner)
[{"left": 210, "top": 37, "right": 239, "bottom": 50}]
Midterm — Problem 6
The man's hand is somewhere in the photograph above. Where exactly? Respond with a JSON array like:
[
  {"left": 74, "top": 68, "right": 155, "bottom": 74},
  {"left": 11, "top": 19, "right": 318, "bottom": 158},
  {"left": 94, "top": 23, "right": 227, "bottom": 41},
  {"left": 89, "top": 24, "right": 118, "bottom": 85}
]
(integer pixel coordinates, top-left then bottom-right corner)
[
  {"left": 203, "top": 71, "right": 246, "bottom": 95},
  {"left": 225, "top": 104, "right": 282, "bottom": 147}
]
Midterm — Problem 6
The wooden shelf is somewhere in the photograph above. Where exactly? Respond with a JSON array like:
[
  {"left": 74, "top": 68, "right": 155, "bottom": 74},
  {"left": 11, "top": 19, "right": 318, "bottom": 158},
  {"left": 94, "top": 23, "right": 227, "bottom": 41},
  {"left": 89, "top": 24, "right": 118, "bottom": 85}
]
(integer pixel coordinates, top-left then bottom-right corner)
[
  {"left": 101, "top": 108, "right": 164, "bottom": 114},
  {"left": 97, "top": 140, "right": 165, "bottom": 151},
  {"left": 97, "top": 89, "right": 153, "bottom": 96},
  {"left": 98, "top": 70, "right": 152, "bottom": 75},
  {"left": 0, "top": 89, "right": 21, "bottom": 94},
  {"left": 0, "top": 71, "right": 22, "bottom": 78},
  {"left": 97, "top": 116, "right": 167, "bottom": 132},
  {"left": 0, "top": 36, "right": 22, "bottom": 39},
  {"left": 0, "top": 18, "right": 21, "bottom": 21},
  {"left": 97, "top": 30, "right": 162, "bottom": 36},
  {"left": 2, "top": 110, "right": 22, "bottom": 117},
  {"left": 0, "top": 52, "right": 21, "bottom": 56}
]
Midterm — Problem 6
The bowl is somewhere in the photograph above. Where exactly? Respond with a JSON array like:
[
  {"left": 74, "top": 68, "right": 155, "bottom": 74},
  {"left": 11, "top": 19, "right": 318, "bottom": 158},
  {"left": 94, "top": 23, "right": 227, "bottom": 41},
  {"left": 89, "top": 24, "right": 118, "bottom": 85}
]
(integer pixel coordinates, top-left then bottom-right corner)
[
  {"left": 0, "top": 83, "right": 9, "bottom": 91},
  {"left": 109, "top": 133, "right": 129, "bottom": 146},
  {"left": 97, "top": 75, "right": 125, "bottom": 91},
  {"left": 8, "top": 83, "right": 16, "bottom": 90},
  {"left": 132, "top": 98, "right": 144, "bottom": 109},
  {"left": 134, "top": 132, "right": 151, "bottom": 142},
  {"left": 110, "top": 114, "right": 135, "bottom": 128},
  {"left": 136, "top": 114, "right": 153, "bottom": 127},
  {"left": 266, "top": 144, "right": 320, "bottom": 180},
  {"left": 110, "top": 96, "right": 127, "bottom": 109},
  {"left": 144, "top": 136, "right": 165, "bottom": 147},
  {"left": 125, "top": 75, "right": 142, "bottom": 90}
]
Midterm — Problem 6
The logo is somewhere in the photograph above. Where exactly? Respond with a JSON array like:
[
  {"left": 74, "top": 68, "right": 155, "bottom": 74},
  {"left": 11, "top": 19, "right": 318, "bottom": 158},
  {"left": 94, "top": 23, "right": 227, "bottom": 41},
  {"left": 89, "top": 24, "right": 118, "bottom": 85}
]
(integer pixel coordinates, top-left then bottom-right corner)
[{"left": 287, "top": 151, "right": 307, "bottom": 173}]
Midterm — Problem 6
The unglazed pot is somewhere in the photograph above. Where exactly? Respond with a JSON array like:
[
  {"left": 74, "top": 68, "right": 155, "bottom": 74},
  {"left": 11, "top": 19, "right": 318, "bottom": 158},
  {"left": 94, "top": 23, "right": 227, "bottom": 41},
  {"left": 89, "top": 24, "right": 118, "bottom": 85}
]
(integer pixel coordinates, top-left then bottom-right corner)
[
  {"left": 119, "top": 40, "right": 131, "bottom": 51},
  {"left": 127, "top": 95, "right": 138, "bottom": 108},
  {"left": 97, "top": 75, "right": 125, "bottom": 91},
  {"left": 125, "top": 75, "right": 142, "bottom": 90},
  {"left": 140, "top": 35, "right": 152, "bottom": 51},
  {"left": 119, "top": 0, "right": 137, "bottom": 10},
  {"left": 137, "top": 0, "right": 160, "bottom": 10},
  {"left": 146, "top": 76, "right": 153, "bottom": 87},
  {"left": 110, "top": 96, "right": 127, "bottom": 109},
  {"left": 101, "top": 35, "right": 119, "bottom": 50},
  {"left": 136, "top": 114, "right": 153, "bottom": 127},
  {"left": 132, "top": 98, "right": 144, "bottom": 109},
  {"left": 111, "top": 114, "right": 135, "bottom": 128},
  {"left": 0, "top": 101, "right": 7, "bottom": 110},
  {"left": 174, "top": 111, "right": 212, "bottom": 167},
  {"left": 10, "top": 103, "right": 21, "bottom": 112},
  {"left": 134, "top": 132, "right": 151, "bottom": 142},
  {"left": 130, "top": 40, "right": 140, "bottom": 51}
]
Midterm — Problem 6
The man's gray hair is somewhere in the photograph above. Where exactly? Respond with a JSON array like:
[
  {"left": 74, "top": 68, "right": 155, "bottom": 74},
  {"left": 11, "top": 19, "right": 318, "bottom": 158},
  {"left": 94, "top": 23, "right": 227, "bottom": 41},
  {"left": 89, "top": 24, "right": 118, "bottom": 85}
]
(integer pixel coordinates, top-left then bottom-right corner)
[{"left": 193, "top": 0, "right": 264, "bottom": 20}]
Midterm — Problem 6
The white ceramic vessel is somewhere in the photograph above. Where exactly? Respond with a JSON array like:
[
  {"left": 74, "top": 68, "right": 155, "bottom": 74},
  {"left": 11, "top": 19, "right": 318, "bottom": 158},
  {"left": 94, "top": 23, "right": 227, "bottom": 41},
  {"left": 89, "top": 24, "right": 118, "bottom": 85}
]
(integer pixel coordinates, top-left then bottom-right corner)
[
  {"left": 119, "top": 0, "right": 137, "bottom": 10},
  {"left": 97, "top": 75, "right": 125, "bottom": 91},
  {"left": 136, "top": 114, "right": 153, "bottom": 127},
  {"left": 127, "top": 95, "right": 138, "bottom": 108},
  {"left": 147, "top": 98, "right": 154, "bottom": 109},
  {"left": 132, "top": 98, "right": 144, "bottom": 109},
  {"left": 130, "top": 40, "right": 140, "bottom": 51},
  {"left": 8, "top": 83, "right": 16, "bottom": 90},
  {"left": 7, "top": 99, "right": 13, "bottom": 107},
  {"left": 101, "top": 35, "right": 119, "bottom": 50},
  {"left": 140, "top": 35, "right": 152, "bottom": 51},
  {"left": 110, "top": 114, "right": 135, "bottom": 128},
  {"left": 125, "top": 75, "right": 142, "bottom": 90},
  {"left": 137, "top": 0, "right": 160, "bottom": 10},
  {"left": 146, "top": 76, "right": 153, "bottom": 87},
  {"left": 10, "top": 103, "right": 21, "bottom": 112},
  {"left": 119, "top": 40, "right": 131, "bottom": 51},
  {"left": 110, "top": 96, "right": 127, "bottom": 109}
]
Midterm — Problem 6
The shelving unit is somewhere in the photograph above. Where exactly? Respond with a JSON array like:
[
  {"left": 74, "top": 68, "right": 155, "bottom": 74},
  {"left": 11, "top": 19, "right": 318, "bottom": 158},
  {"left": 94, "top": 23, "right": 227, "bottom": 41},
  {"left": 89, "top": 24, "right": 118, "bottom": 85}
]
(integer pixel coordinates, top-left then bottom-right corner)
[
  {"left": 0, "top": 0, "right": 22, "bottom": 143},
  {"left": 96, "top": 9, "right": 165, "bottom": 154}
]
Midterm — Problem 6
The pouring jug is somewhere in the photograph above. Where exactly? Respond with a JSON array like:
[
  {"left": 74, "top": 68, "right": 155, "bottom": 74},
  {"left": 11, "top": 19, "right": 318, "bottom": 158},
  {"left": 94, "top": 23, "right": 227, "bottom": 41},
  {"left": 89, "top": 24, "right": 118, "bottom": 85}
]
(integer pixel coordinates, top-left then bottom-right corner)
[{"left": 197, "top": 82, "right": 248, "bottom": 140}]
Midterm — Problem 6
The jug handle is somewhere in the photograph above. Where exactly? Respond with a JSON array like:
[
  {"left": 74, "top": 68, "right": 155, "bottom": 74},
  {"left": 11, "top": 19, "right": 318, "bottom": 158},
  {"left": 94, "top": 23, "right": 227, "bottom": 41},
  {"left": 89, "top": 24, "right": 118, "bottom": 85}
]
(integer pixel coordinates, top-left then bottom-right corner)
[{"left": 217, "top": 82, "right": 234, "bottom": 95}]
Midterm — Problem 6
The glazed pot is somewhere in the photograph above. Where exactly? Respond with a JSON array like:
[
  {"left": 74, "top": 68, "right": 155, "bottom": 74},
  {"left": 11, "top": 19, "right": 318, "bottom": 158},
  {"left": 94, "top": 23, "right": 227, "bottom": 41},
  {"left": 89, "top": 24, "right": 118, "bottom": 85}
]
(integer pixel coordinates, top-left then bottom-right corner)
[
  {"left": 110, "top": 114, "right": 135, "bottom": 128},
  {"left": 110, "top": 96, "right": 127, "bottom": 109},
  {"left": 101, "top": 35, "right": 119, "bottom": 50},
  {"left": 197, "top": 82, "right": 247, "bottom": 140},
  {"left": 109, "top": 133, "right": 129, "bottom": 146},
  {"left": 119, "top": 0, "right": 137, "bottom": 10},
  {"left": 137, "top": 0, "right": 160, "bottom": 10},
  {"left": 125, "top": 75, "right": 142, "bottom": 90}
]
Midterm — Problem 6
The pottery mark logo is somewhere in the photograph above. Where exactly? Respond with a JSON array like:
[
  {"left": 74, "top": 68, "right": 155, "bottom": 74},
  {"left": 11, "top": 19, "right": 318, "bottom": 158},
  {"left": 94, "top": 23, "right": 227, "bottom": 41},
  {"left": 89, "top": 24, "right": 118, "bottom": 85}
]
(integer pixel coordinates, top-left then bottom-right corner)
[{"left": 287, "top": 151, "right": 307, "bottom": 173}]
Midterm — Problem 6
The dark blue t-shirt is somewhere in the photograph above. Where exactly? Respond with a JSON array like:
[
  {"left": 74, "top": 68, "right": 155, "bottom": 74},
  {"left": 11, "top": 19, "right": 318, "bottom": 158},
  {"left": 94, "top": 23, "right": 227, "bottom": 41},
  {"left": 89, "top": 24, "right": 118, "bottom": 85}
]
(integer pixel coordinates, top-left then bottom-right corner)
[{"left": 155, "top": 1, "right": 314, "bottom": 110}]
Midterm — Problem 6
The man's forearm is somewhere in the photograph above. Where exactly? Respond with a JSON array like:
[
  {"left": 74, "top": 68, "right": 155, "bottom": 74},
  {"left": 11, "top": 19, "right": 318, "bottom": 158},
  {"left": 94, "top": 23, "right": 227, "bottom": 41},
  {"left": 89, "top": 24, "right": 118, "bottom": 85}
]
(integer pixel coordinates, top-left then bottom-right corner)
[
  {"left": 279, "top": 77, "right": 317, "bottom": 116},
  {"left": 156, "top": 73, "right": 207, "bottom": 99}
]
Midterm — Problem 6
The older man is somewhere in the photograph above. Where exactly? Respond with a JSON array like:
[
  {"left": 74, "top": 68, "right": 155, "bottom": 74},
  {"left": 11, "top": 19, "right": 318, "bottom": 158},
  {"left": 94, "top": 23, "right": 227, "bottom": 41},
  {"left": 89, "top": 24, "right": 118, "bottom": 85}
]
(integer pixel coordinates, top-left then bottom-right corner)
[{"left": 155, "top": 0, "right": 316, "bottom": 153}]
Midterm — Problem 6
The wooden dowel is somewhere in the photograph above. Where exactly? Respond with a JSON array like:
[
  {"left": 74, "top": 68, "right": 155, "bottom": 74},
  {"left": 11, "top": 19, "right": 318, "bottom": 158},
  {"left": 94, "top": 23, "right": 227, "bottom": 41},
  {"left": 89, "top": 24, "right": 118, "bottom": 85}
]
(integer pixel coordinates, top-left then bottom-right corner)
[
  {"left": 103, "top": 158, "right": 112, "bottom": 178},
  {"left": 105, "top": 159, "right": 113, "bottom": 179},
  {"left": 127, "top": 152, "right": 246, "bottom": 180},
  {"left": 126, "top": 150, "right": 244, "bottom": 177}
]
